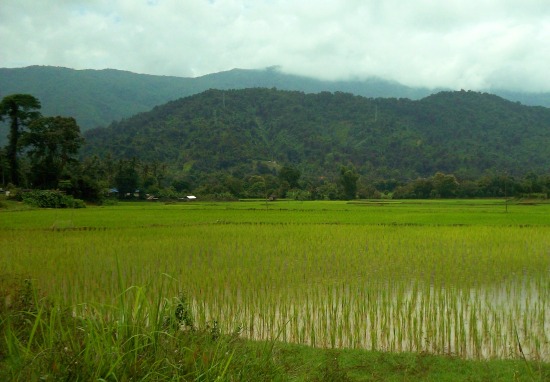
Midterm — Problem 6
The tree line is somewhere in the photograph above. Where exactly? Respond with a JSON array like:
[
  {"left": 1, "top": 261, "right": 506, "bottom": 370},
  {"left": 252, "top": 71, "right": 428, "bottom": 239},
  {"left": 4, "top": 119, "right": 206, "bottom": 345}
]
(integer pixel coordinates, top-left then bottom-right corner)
[{"left": 2, "top": 93, "right": 550, "bottom": 204}]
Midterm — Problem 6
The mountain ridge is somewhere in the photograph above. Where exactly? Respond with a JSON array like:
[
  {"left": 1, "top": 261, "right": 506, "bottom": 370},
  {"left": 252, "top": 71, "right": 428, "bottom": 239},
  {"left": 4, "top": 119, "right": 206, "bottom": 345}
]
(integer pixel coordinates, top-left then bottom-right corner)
[
  {"left": 2, "top": 65, "right": 550, "bottom": 133},
  {"left": 81, "top": 88, "right": 550, "bottom": 182}
]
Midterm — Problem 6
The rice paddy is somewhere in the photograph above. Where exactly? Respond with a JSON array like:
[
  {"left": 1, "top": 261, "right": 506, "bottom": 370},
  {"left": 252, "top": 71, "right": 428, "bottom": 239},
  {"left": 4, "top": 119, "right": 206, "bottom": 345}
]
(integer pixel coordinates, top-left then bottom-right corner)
[{"left": 1, "top": 199, "right": 549, "bottom": 363}]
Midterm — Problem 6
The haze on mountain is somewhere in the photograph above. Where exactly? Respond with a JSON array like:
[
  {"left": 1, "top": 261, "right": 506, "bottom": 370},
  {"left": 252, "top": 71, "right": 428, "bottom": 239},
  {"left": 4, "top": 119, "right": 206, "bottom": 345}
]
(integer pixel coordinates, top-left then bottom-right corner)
[
  {"left": 2, "top": 0, "right": 550, "bottom": 92},
  {"left": 0, "top": 65, "right": 429, "bottom": 130},
  {"left": 2, "top": 65, "right": 550, "bottom": 134}
]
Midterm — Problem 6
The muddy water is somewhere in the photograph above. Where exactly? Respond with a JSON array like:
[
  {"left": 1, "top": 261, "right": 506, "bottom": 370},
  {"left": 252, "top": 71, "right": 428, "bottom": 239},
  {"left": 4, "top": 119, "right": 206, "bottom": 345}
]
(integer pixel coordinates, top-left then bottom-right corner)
[{"left": 192, "top": 278, "right": 549, "bottom": 361}]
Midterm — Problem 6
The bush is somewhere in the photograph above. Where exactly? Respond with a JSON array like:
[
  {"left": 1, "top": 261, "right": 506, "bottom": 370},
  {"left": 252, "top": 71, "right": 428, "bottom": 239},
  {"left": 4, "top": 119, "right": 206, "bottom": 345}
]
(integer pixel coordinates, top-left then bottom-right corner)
[
  {"left": 21, "top": 190, "right": 86, "bottom": 208},
  {"left": 70, "top": 198, "right": 86, "bottom": 208}
]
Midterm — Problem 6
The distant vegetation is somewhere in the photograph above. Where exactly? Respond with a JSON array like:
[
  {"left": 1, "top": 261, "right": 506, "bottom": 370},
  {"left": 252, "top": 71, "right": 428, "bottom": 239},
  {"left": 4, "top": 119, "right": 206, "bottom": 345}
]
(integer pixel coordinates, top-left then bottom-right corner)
[
  {"left": 2, "top": 65, "right": 550, "bottom": 133},
  {"left": 2, "top": 86, "right": 550, "bottom": 202},
  {"left": 78, "top": 88, "right": 550, "bottom": 201}
]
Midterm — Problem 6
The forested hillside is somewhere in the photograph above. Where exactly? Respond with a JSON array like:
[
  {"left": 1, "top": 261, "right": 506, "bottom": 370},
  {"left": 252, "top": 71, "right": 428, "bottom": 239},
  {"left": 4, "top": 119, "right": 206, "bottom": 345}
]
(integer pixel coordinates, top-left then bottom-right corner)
[
  {"left": 82, "top": 88, "right": 550, "bottom": 184},
  {"left": 2, "top": 65, "right": 550, "bottom": 134},
  {"left": 0, "top": 66, "right": 192, "bottom": 130}
]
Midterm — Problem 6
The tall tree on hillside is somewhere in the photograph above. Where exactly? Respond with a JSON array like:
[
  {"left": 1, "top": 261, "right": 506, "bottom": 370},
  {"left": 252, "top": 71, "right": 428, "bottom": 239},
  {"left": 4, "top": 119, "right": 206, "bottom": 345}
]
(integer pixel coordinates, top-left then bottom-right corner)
[
  {"left": 0, "top": 94, "right": 41, "bottom": 185},
  {"left": 21, "top": 116, "right": 84, "bottom": 189}
]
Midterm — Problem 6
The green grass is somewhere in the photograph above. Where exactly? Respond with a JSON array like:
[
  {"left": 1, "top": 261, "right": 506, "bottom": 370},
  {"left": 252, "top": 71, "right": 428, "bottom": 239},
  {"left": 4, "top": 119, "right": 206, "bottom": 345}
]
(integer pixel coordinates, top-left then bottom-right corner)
[
  {"left": 275, "top": 345, "right": 549, "bottom": 381},
  {"left": 1, "top": 199, "right": 550, "bottom": 380},
  {"left": 2, "top": 198, "right": 550, "bottom": 229}
]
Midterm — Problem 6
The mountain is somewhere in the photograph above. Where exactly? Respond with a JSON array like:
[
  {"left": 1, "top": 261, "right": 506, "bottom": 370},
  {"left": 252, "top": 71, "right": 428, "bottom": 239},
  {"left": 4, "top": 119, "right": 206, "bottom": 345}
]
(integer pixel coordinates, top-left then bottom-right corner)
[
  {"left": 0, "top": 65, "right": 193, "bottom": 130},
  {"left": 81, "top": 88, "right": 550, "bottom": 181},
  {"left": 2, "top": 65, "right": 550, "bottom": 132}
]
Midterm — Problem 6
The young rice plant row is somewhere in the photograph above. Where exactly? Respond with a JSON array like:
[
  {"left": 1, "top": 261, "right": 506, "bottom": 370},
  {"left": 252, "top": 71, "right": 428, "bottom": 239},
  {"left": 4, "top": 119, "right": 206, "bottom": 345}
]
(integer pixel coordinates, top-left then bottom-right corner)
[{"left": 1, "top": 201, "right": 549, "bottom": 361}]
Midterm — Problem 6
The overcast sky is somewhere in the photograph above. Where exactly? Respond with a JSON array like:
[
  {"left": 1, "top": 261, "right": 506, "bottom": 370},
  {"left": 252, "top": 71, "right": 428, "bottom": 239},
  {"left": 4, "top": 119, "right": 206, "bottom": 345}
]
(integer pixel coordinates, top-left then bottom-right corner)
[{"left": 1, "top": 0, "right": 549, "bottom": 92}]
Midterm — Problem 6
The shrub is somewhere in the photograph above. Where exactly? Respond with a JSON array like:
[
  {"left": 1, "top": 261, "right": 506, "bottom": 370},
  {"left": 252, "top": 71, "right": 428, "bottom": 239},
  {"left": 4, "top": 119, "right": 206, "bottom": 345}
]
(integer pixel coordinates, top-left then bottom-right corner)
[
  {"left": 21, "top": 190, "right": 86, "bottom": 208},
  {"left": 70, "top": 198, "right": 86, "bottom": 208}
]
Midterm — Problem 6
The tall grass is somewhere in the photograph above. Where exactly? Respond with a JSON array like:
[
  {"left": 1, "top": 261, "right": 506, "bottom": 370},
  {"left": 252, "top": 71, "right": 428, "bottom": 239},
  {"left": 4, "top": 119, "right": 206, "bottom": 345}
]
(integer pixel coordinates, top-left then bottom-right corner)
[{"left": 0, "top": 275, "right": 268, "bottom": 380}]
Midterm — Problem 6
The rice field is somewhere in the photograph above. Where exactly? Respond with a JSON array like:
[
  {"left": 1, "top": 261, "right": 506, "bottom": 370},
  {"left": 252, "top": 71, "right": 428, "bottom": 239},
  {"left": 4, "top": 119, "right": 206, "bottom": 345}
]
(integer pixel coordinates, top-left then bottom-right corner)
[{"left": 1, "top": 199, "right": 549, "bottom": 362}]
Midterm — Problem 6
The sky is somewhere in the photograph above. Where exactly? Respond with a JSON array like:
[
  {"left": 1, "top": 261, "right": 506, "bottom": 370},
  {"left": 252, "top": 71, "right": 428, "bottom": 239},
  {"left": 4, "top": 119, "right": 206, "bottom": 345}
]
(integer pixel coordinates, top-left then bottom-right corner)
[{"left": 1, "top": 0, "right": 550, "bottom": 92}]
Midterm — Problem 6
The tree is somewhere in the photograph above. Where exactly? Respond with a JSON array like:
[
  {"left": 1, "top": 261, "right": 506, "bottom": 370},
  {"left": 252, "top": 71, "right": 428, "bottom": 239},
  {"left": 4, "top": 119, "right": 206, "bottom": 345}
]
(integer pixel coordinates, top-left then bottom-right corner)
[
  {"left": 21, "top": 116, "right": 84, "bottom": 189},
  {"left": 431, "top": 172, "right": 459, "bottom": 198},
  {"left": 278, "top": 165, "right": 301, "bottom": 189},
  {"left": 340, "top": 165, "right": 359, "bottom": 200},
  {"left": 58, "top": 157, "right": 105, "bottom": 202},
  {"left": 0, "top": 94, "right": 41, "bottom": 185}
]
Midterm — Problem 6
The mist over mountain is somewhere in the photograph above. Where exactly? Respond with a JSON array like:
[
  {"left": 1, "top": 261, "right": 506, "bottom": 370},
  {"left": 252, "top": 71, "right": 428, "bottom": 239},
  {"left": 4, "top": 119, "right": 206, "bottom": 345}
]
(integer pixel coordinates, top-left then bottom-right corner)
[
  {"left": 2, "top": 66, "right": 550, "bottom": 186},
  {"left": 2, "top": 65, "right": 550, "bottom": 133}
]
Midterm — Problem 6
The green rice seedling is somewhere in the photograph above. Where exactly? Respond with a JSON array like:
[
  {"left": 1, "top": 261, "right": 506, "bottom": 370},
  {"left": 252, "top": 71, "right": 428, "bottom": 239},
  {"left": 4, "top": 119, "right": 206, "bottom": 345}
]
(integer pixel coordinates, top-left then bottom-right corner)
[{"left": 1, "top": 200, "right": 550, "bottom": 365}]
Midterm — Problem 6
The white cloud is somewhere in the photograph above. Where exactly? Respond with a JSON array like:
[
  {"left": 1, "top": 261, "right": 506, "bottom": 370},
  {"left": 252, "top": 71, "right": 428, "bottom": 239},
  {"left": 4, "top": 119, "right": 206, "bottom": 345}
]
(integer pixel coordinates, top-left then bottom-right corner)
[{"left": 1, "top": 0, "right": 550, "bottom": 91}]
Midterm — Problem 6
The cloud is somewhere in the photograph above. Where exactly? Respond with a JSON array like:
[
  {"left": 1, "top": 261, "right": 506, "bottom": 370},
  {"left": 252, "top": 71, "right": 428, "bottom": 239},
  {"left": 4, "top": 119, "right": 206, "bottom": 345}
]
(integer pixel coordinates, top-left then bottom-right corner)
[{"left": 1, "top": 0, "right": 550, "bottom": 91}]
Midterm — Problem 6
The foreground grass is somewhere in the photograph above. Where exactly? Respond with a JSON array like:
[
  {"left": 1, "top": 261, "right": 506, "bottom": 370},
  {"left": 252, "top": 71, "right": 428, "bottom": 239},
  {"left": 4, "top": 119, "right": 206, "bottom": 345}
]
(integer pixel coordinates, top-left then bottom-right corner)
[{"left": 1, "top": 278, "right": 548, "bottom": 381}]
